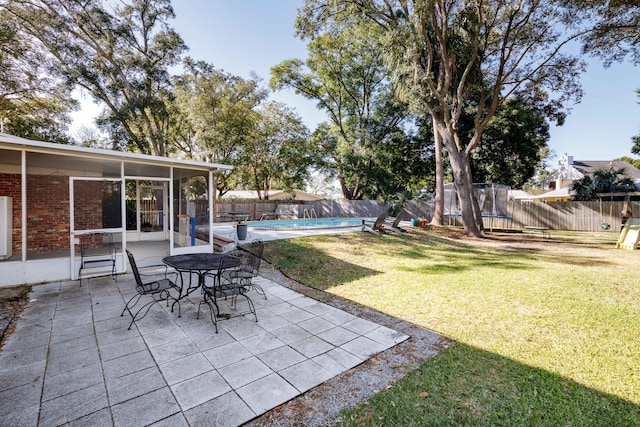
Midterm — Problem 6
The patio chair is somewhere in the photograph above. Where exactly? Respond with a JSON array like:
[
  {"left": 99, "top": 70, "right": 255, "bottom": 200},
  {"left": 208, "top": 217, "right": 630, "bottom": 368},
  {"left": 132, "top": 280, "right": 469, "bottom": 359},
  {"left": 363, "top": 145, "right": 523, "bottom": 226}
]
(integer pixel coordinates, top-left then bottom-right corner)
[
  {"left": 198, "top": 254, "right": 257, "bottom": 332},
  {"left": 259, "top": 208, "right": 279, "bottom": 220},
  {"left": 362, "top": 212, "right": 389, "bottom": 235},
  {"left": 121, "top": 249, "right": 181, "bottom": 330},
  {"left": 384, "top": 208, "right": 408, "bottom": 233},
  {"left": 78, "top": 232, "right": 116, "bottom": 286},
  {"left": 223, "top": 239, "right": 266, "bottom": 299}
]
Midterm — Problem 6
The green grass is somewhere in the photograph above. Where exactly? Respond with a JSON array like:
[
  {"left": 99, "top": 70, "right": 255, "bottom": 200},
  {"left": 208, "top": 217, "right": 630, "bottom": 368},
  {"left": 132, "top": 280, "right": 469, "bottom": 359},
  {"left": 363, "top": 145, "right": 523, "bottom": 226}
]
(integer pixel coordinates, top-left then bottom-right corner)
[{"left": 262, "top": 229, "right": 640, "bottom": 426}]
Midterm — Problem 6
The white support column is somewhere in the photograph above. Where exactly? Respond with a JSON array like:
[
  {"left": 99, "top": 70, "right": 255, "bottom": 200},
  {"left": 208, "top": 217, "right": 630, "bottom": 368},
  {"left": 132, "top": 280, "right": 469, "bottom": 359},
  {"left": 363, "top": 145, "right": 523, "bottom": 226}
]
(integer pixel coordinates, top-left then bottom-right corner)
[
  {"left": 169, "top": 167, "right": 174, "bottom": 254},
  {"left": 21, "top": 150, "right": 26, "bottom": 262}
]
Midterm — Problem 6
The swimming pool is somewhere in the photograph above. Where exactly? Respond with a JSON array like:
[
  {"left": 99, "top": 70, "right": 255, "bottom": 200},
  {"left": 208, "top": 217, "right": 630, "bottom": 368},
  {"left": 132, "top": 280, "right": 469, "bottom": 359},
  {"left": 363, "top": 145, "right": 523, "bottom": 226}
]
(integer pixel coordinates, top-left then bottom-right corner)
[{"left": 247, "top": 217, "right": 364, "bottom": 230}]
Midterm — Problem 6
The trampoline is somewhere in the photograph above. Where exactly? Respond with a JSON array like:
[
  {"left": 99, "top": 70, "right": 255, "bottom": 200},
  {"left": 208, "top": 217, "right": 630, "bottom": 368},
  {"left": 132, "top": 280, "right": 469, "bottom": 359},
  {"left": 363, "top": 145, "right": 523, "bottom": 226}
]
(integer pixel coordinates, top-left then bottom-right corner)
[{"left": 443, "top": 182, "right": 513, "bottom": 230}]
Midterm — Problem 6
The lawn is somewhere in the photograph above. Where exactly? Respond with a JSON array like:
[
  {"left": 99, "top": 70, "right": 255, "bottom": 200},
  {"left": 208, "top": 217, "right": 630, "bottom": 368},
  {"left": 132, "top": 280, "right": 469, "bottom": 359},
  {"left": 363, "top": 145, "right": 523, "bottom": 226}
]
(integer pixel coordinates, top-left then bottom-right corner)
[{"left": 261, "top": 227, "right": 640, "bottom": 426}]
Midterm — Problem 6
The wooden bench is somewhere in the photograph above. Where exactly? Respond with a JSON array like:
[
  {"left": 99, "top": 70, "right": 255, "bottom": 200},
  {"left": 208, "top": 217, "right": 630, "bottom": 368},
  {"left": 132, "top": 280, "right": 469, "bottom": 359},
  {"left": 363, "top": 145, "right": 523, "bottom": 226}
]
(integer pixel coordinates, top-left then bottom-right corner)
[{"left": 523, "top": 226, "right": 550, "bottom": 238}]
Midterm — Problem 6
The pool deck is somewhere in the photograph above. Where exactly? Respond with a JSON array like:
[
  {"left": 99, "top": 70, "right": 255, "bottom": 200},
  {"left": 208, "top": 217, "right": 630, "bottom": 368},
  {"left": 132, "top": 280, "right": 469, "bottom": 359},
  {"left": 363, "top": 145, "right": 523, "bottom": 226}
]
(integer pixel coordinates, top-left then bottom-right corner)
[{"left": 212, "top": 223, "right": 365, "bottom": 243}]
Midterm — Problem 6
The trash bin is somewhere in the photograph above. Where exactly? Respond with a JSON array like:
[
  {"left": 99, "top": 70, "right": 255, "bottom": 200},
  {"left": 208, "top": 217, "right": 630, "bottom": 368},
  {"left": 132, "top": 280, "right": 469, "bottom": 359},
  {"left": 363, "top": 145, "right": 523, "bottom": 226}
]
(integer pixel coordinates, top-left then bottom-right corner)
[{"left": 237, "top": 223, "right": 248, "bottom": 240}]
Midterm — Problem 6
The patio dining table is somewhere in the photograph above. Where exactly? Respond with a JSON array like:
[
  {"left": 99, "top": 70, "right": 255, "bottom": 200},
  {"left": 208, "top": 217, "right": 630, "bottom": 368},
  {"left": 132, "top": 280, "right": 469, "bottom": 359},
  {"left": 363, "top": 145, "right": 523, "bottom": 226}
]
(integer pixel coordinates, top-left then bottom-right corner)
[{"left": 162, "top": 253, "right": 241, "bottom": 300}]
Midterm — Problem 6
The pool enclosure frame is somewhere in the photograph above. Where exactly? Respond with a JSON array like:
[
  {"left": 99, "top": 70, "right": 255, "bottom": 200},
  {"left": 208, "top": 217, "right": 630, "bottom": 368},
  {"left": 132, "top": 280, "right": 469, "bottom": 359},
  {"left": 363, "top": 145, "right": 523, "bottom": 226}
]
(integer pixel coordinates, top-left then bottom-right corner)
[{"left": 0, "top": 132, "right": 232, "bottom": 287}]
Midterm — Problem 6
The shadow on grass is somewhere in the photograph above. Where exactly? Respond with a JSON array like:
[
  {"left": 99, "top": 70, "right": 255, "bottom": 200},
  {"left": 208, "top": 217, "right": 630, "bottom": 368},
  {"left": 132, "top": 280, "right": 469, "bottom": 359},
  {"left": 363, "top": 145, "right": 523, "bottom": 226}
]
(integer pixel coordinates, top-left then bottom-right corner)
[
  {"left": 262, "top": 229, "right": 619, "bottom": 290},
  {"left": 398, "top": 230, "right": 616, "bottom": 269},
  {"left": 262, "top": 237, "right": 382, "bottom": 291},
  {"left": 339, "top": 341, "right": 640, "bottom": 426}
]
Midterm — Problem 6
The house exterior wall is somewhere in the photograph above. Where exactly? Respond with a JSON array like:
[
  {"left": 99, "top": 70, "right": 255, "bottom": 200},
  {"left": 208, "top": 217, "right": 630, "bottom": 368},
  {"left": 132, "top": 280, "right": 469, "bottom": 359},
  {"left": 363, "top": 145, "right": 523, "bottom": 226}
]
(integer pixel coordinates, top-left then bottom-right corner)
[
  {"left": 27, "top": 174, "right": 71, "bottom": 254},
  {"left": 0, "top": 173, "right": 104, "bottom": 255}
]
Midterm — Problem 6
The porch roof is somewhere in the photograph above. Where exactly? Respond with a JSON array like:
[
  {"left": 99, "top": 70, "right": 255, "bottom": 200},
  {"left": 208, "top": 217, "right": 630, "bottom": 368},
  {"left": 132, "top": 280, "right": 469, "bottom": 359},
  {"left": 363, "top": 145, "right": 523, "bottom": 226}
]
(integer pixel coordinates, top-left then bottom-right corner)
[{"left": 0, "top": 132, "right": 232, "bottom": 176}]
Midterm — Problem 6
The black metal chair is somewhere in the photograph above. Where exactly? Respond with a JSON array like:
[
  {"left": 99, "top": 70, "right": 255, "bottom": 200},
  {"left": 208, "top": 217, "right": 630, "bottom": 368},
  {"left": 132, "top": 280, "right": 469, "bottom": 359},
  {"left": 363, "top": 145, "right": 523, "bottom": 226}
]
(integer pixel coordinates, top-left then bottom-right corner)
[
  {"left": 223, "top": 239, "right": 266, "bottom": 299},
  {"left": 121, "top": 249, "right": 181, "bottom": 330},
  {"left": 198, "top": 254, "right": 257, "bottom": 332}
]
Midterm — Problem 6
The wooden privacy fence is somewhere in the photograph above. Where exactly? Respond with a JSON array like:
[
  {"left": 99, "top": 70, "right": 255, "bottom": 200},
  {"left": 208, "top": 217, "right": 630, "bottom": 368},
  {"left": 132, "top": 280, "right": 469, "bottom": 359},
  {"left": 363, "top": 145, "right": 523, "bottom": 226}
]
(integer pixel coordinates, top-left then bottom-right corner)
[
  {"left": 439, "top": 200, "right": 640, "bottom": 232},
  {"left": 158, "top": 198, "right": 640, "bottom": 232},
  {"left": 509, "top": 200, "right": 640, "bottom": 231}
]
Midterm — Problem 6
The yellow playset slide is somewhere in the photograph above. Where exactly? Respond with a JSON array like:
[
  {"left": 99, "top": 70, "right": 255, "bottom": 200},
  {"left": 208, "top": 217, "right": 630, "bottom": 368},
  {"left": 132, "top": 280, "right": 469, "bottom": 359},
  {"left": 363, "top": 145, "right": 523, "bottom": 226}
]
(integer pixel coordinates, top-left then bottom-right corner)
[{"left": 616, "top": 218, "right": 640, "bottom": 250}]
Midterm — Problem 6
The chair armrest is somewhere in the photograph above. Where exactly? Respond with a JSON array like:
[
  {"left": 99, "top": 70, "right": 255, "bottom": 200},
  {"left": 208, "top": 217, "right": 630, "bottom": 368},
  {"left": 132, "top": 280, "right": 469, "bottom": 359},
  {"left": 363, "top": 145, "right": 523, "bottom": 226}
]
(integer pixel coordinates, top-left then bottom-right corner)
[{"left": 137, "top": 264, "right": 177, "bottom": 281}]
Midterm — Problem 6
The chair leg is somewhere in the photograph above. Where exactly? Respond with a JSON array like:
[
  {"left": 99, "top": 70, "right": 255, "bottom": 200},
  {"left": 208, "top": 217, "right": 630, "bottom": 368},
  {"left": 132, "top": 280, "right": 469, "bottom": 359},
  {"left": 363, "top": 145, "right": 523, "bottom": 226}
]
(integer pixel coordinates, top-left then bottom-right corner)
[
  {"left": 171, "top": 297, "right": 181, "bottom": 318},
  {"left": 127, "top": 298, "right": 159, "bottom": 330},
  {"left": 197, "top": 293, "right": 218, "bottom": 333},
  {"left": 251, "top": 282, "right": 267, "bottom": 299},
  {"left": 121, "top": 293, "right": 142, "bottom": 317},
  {"left": 244, "top": 294, "right": 257, "bottom": 323}
]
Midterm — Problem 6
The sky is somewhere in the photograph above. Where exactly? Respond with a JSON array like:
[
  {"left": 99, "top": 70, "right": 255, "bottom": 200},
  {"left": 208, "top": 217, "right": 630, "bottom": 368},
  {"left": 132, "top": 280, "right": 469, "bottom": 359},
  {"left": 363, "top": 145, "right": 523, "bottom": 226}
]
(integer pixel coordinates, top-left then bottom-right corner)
[{"left": 71, "top": 0, "right": 640, "bottom": 169}]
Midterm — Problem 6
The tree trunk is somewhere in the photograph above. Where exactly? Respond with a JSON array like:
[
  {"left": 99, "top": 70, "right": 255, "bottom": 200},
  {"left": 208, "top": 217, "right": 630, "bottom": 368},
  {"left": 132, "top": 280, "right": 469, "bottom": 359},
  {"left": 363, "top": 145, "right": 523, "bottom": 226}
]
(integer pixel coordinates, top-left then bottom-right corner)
[
  {"left": 337, "top": 175, "right": 353, "bottom": 200},
  {"left": 430, "top": 118, "right": 444, "bottom": 226},
  {"left": 463, "top": 158, "right": 485, "bottom": 233},
  {"left": 434, "top": 120, "right": 483, "bottom": 237}
]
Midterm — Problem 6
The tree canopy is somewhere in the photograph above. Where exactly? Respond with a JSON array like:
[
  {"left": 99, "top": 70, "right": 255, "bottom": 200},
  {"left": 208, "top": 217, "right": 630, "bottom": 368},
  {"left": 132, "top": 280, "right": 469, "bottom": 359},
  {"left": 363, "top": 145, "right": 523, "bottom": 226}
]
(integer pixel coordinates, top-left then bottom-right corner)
[
  {"left": 297, "top": 0, "right": 589, "bottom": 235},
  {"left": 171, "top": 59, "right": 267, "bottom": 195},
  {"left": 271, "top": 20, "right": 432, "bottom": 199},
  {"left": 0, "top": 12, "right": 76, "bottom": 142},
  {"left": 2, "top": 0, "right": 187, "bottom": 156}
]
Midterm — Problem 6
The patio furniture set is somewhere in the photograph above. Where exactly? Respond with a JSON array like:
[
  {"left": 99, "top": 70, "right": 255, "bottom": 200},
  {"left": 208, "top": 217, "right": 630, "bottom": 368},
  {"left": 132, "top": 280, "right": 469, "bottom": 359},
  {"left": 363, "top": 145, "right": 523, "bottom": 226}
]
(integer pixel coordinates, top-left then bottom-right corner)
[{"left": 121, "top": 240, "right": 265, "bottom": 332}]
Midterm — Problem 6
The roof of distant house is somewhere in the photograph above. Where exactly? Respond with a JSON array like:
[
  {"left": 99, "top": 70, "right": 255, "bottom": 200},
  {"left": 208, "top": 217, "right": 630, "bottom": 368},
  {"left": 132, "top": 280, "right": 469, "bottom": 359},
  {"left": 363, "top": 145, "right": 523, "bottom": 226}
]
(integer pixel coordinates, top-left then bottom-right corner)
[{"left": 570, "top": 160, "right": 640, "bottom": 181}]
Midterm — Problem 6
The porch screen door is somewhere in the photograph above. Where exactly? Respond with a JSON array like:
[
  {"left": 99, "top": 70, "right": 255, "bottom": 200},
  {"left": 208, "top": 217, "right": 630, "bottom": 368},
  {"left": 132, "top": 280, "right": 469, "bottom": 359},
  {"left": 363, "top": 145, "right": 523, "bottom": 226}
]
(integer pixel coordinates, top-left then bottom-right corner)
[
  {"left": 70, "top": 178, "right": 123, "bottom": 279},
  {"left": 137, "top": 184, "right": 167, "bottom": 240}
]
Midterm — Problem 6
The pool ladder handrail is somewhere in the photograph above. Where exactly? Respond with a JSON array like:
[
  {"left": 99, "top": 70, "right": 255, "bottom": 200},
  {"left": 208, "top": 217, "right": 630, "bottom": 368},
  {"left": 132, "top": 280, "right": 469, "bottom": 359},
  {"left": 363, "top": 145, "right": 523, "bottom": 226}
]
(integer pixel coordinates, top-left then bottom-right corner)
[{"left": 303, "top": 208, "right": 318, "bottom": 222}]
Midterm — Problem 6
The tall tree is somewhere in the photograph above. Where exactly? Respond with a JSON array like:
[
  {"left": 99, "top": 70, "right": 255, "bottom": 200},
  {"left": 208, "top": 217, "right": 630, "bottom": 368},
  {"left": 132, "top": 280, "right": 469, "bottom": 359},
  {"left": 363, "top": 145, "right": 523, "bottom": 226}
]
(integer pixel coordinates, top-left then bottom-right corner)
[
  {"left": 237, "top": 101, "right": 314, "bottom": 199},
  {"left": 467, "top": 90, "right": 565, "bottom": 188},
  {"left": 2, "top": 0, "right": 186, "bottom": 155},
  {"left": 0, "top": 12, "right": 76, "bottom": 142},
  {"left": 298, "top": 0, "right": 586, "bottom": 236},
  {"left": 171, "top": 59, "right": 267, "bottom": 195},
  {"left": 579, "top": 0, "right": 640, "bottom": 67},
  {"left": 271, "top": 20, "right": 416, "bottom": 199}
]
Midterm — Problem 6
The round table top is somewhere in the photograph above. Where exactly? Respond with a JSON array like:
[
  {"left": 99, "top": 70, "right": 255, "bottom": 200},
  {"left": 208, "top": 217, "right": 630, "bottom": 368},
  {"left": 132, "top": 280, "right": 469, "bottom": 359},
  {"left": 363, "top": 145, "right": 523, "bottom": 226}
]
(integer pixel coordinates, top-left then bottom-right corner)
[{"left": 163, "top": 253, "right": 241, "bottom": 271}]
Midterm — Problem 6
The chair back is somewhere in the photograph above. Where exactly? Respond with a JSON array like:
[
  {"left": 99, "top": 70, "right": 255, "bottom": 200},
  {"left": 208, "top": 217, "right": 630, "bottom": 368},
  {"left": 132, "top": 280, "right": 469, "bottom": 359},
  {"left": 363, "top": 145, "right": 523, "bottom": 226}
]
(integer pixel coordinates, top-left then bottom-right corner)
[
  {"left": 125, "top": 250, "right": 144, "bottom": 288},
  {"left": 374, "top": 212, "right": 388, "bottom": 229},
  {"left": 246, "top": 240, "right": 264, "bottom": 276},
  {"left": 392, "top": 209, "right": 406, "bottom": 227}
]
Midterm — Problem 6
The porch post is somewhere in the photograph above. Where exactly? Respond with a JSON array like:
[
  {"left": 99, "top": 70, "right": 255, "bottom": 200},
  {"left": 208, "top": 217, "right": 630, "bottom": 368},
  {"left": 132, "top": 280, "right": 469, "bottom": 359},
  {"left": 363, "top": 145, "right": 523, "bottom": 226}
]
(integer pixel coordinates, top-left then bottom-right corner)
[
  {"left": 209, "top": 171, "right": 214, "bottom": 246},
  {"left": 21, "top": 150, "right": 26, "bottom": 262},
  {"left": 120, "top": 161, "right": 126, "bottom": 271},
  {"left": 169, "top": 167, "right": 174, "bottom": 254}
]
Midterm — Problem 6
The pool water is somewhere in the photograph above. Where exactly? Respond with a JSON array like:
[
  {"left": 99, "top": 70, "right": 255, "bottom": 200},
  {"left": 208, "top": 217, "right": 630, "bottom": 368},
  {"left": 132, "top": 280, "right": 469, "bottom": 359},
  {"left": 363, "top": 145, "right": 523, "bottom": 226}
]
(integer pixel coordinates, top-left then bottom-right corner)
[{"left": 247, "top": 217, "right": 364, "bottom": 230}]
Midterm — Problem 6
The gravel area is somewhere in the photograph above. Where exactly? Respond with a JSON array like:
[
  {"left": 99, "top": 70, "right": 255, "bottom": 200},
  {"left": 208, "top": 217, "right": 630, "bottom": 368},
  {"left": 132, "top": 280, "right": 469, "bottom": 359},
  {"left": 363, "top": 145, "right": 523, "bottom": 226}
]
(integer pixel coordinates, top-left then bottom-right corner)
[{"left": 0, "top": 285, "right": 30, "bottom": 352}]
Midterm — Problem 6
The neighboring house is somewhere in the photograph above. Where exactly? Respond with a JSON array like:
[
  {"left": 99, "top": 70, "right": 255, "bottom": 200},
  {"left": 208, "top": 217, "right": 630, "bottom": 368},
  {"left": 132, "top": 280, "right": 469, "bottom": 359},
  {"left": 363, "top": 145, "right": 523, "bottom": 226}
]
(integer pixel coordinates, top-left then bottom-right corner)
[
  {"left": 517, "top": 154, "right": 640, "bottom": 202},
  {"left": 220, "top": 189, "right": 323, "bottom": 201},
  {"left": 0, "top": 132, "right": 232, "bottom": 286}
]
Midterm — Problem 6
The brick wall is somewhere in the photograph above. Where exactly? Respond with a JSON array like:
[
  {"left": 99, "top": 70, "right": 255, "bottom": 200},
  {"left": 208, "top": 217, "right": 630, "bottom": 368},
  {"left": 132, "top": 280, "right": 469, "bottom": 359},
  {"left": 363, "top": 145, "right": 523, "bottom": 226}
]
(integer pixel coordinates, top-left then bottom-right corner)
[
  {"left": 0, "top": 174, "right": 105, "bottom": 255},
  {"left": 26, "top": 175, "right": 71, "bottom": 254}
]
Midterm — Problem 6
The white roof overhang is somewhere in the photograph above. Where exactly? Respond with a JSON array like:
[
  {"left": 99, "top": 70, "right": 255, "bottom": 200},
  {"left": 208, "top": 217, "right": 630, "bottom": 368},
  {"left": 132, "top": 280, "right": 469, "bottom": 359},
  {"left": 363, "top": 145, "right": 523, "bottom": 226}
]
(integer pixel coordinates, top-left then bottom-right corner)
[{"left": 0, "top": 132, "right": 232, "bottom": 178}]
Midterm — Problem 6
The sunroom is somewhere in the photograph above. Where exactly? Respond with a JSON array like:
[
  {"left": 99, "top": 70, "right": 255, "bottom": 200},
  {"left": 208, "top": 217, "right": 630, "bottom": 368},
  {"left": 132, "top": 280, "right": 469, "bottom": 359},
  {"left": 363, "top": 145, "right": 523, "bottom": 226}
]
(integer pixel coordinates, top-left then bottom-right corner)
[{"left": 0, "top": 132, "right": 232, "bottom": 287}]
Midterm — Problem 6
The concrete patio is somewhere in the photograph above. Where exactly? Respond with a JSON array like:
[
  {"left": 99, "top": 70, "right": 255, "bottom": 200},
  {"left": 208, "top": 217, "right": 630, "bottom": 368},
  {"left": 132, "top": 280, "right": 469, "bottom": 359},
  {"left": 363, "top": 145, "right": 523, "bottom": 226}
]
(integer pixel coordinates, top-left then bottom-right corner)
[{"left": 0, "top": 268, "right": 409, "bottom": 426}]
